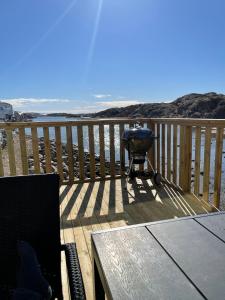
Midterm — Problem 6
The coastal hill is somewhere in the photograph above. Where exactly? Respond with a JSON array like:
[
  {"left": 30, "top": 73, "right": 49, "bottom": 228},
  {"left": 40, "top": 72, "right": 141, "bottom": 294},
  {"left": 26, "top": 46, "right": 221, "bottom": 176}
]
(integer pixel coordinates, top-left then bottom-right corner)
[
  {"left": 94, "top": 92, "right": 225, "bottom": 118},
  {"left": 13, "top": 92, "right": 225, "bottom": 120}
]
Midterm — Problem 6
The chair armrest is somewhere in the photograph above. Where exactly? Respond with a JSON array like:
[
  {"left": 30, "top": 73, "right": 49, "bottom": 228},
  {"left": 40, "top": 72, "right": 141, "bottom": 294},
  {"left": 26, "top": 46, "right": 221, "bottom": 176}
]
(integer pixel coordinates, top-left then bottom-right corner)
[{"left": 62, "top": 243, "right": 86, "bottom": 300}]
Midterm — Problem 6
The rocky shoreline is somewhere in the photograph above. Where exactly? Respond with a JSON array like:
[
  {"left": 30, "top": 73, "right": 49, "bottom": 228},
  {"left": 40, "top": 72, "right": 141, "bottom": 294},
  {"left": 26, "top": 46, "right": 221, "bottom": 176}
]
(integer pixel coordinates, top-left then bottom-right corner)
[
  {"left": 0, "top": 129, "right": 7, "bottom": 149},
  {"left": 27, "top": 137, "right": 120, "bottom": 180},
  {"left": 1, "top": 130, "right": 121, "bottom": 179}
]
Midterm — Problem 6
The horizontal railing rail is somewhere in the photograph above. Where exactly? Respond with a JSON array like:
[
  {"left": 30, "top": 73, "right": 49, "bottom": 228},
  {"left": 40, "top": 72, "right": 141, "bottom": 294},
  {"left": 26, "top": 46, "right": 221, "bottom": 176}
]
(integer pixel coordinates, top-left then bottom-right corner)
[
  {"left": 0, "top": 118, "right": 153, "bottom": 128},
  {"left": 0, "top": 118, "right": 224, "bottom": 209}
]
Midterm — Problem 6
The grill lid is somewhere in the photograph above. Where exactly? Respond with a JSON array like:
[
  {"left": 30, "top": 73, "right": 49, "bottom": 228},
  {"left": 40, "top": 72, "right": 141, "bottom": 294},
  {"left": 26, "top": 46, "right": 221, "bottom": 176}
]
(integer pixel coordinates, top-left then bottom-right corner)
[{"left": 122, "top": 124, "right": 155, "bottom": 154}]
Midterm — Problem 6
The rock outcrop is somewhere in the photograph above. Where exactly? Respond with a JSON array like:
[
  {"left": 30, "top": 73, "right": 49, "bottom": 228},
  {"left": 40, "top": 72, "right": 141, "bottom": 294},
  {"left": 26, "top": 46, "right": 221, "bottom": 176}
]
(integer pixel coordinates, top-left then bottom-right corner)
[
  {"left": 13, "top": 111, "right": 41, "bottom": 121},
  {"left": 94, "top": 92, "right": 225, "bottom": 118},
  {"left": 0, "top": 129, "right": 7, "bottom": 149},
  {"left": 27, "top": 137, "right": 120, "bottom": 179}
]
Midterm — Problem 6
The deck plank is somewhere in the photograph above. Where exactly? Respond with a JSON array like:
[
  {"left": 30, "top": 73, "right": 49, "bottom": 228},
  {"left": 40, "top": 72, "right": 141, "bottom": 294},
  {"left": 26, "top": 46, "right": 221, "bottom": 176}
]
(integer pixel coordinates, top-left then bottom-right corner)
[
  {"left": 60, "top": 178, "right": 212, "bottom": 300},
  {"left": 61, "top": 184, "right": 93, "bottom": 300}
]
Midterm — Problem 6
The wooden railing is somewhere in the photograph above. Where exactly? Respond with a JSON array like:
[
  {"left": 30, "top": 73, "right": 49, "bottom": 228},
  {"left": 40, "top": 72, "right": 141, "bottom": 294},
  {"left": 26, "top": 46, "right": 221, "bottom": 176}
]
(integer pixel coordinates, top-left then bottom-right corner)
[
  {"left": 151, "top": 118, "right": 225, "bottom": 209},
  {"left": 0, "top": 118, "right": 225, "bottom": 208},
  {"left": 0, "top": 118, "right": 154, "bottom": 183}
]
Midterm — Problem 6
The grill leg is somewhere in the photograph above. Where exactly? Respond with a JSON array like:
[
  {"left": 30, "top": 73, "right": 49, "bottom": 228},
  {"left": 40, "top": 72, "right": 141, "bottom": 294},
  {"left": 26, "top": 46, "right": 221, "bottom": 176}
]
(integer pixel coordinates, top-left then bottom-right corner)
[
  {"left": 147, "top": 158, "right": 162, "bottom": 185},
  {"left": 124, "top": 157, "right": 134, "bottom": 190},
  {"left": 127, "top": 157, "right": 134, "bottom": 177},
  {"left": 147, "top": 158, "right": 155, "bottom": 173}
]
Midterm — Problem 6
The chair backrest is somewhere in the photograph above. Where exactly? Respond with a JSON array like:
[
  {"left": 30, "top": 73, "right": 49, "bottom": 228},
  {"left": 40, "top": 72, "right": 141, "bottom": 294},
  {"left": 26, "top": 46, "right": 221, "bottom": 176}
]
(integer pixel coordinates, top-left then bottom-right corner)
[{"left": 0, "top": 174, "right": 61, "bottom": 296}]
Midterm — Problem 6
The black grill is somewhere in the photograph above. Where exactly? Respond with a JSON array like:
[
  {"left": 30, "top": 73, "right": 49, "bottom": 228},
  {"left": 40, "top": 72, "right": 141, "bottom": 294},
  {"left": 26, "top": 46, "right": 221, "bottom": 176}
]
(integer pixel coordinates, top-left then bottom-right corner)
[
  {"left": 122, "top": 122, "right": 161, "bottom": 185},
  {"left": 122, "top": 125, "right": 155, "bottom": 164}
]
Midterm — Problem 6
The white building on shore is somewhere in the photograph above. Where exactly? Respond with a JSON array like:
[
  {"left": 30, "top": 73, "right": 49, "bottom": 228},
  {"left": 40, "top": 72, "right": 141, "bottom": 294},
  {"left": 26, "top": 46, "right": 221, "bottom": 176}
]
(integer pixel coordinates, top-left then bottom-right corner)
[{"left": 0, "top": 101, "right": 13, "bottom": 120}]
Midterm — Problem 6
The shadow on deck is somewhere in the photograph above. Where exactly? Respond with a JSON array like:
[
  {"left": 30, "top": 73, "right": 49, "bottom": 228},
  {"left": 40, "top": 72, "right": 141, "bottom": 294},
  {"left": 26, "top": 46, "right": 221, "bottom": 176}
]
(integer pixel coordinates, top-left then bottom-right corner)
[{"left": 60, "top": 178, "right": 212, "bottom": 299}]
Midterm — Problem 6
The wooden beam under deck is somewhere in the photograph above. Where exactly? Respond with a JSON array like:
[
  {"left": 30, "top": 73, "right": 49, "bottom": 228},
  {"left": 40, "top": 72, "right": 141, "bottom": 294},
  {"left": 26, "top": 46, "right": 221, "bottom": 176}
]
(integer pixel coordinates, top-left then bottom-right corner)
[{"left": 60, "top": 178, "right": 213, "bottom": 300}]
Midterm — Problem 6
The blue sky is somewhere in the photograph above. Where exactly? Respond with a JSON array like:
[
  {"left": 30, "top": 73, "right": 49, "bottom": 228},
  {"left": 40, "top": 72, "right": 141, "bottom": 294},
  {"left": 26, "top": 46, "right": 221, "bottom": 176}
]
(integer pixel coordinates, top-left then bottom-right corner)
[{"left": 0, "top": 0, "right": 225, "bottom": 113}]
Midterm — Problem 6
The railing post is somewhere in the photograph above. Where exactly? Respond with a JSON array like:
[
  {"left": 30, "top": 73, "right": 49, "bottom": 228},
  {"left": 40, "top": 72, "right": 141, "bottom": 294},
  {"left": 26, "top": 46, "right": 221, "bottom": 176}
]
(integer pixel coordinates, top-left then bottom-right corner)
[
  {"left": 172, "top": 124, "right": 177, "bottom": 185},
  {"left": 31, "top": 127, "right": 41, "bottom": 174},
  {"left": 43, "top": 127, "right": 52, "bottom": 173},
  {"left": 77, "top": 125, "right": 85, "bottom": 181},
  {"left": 0, "top": 145, "right": 4, "bottom": 177},
  {"left": 179, "top": 126, "right": 192, "bottom": 192},
  {"left": 99, "top": 124, "right": 105, "bottom": 178},
  {"left": 194, "top": 126, "right": 201, "bottom": 196},
  {"left": 167, "top": 124, "right": 171, "bottom": 181},
  {"left": 161, "top": 124, "right": 165, "bottom": 178},
  {"left": 119, "top": 124, "right": 125, "bottom": 175},
  {"left": 6, "top": 129, "right": 16, "bottom": 176},
  {"left": 179, "top": 125, "right": 185, "bottom": 188},
  {"left": 147, "top": 120, "right": 155, "bottom": 171},
  {"left": 156, "top": 123, "right": 160, "bottom": 173},
  {"left": 55, "top": 126, "right": 64, "bottom": 182},
  {"left": 66, "top": 126, "right": 75, "bottom": 184},
  {"left": 88, "top": 125, "right": 96, "bottom": 180},
  {"left": 213, "top": 127, "right": 223, "bottom": 208},
  {"left": 19, "top": 127, "right": 28, "bottom": 175},
  {"left": 203, "top": 127, "right": 212, "bottom": 202},
  {"left": 109, "top": 124, "right": 115, "bottom": 177}
]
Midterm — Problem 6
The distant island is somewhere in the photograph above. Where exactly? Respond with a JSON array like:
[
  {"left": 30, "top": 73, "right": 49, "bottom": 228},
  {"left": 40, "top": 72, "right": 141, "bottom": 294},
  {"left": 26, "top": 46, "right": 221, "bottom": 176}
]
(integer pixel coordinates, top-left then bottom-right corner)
[
  {"left": 94, "top": 92, "right": 225, "bottom": 119},
  {"left": 16, "top": 92, "right": 225, "bottom": 120},
  {"left": 46, "top": 112, "right": 93, "bottom": 118}
]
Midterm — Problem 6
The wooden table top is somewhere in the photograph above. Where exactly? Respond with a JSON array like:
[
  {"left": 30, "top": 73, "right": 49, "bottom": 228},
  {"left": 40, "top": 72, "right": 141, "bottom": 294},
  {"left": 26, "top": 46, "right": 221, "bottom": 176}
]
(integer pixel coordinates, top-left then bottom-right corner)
[{"left": 91, "top": 212, "right": 225, "bottom": 300}]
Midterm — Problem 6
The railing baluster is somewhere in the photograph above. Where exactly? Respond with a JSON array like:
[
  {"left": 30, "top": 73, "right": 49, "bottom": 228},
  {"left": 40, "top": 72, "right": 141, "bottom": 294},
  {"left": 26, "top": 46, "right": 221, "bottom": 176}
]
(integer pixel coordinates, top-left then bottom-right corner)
[
  {"left": 31, "top": 127, "right": 40, "bottom": 174},
  {"left": 172, "top": 124, "right": 177, "bottom": 184},
  {"left": 161, "top": 124, "right": 165, "bottom": 178},
  {"left": 0, "top": 145, "right": 4, "bottom": 176},
  {"left": 77, "top": 125, "right": 85, "bottom": 180},
  {"left": 66, "top": 126, "right": 74, "bottom": 183},
  {"left": 19, "top": 127, "right": 28, "bottom": 175},
  {"left": 179, "top": 125, "right": 185, "bottom": 188},
  {"left": 139, "top": 122, "right": 145, "bottom": 172},
  {"left": 109, "top": 124, "right": 115, "bottom": 177},
  {"left": 213, "top": 127, "right": 223, "bottom": 208},
  {"left": 147, "top": 122, "right": 155, "bottom": 172},
  {"left": 6, "top": 129, "right": 16, "bottom": 176},
  {"left": 194, "top": 126, "right": 201, "bottom": 196},
  {"left": 157, "top": 124, "right": 160, "bottom": 173},
  {"left": 183, "top": 126, "right": 192, "bottom": 192},
  {"left": 55, "top": 126, "right": 64, "bottom": 182},
  {"left": 203, "top": 127, "right": 211, "bottom": 202},
  {"left": 43, "top": 127, "right": 52, "bottom": 173},
  {"left": 167, "top": 124, "right": 171, "bottom": 181},
  {"left": 179, "top": 126, "right": 192, "bottom": 192},
  {"left": 99, "top": 124, "right": 105, "bottom": 178},
  {"left": 88, "top": 125, "right": 96, "bottom": 180},
  {"left": 119, "top": 124, "right": 125, "bottom": 175}
]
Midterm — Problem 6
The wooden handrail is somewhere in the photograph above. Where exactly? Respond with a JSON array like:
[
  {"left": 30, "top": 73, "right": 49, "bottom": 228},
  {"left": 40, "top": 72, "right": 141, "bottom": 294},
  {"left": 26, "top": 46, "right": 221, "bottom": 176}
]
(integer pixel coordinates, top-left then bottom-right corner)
[
  {"left": 151, "top": 118, "right": 225, "bottom": 127},
  {"left": 0, "top": 118, "right": 153, "bottom": 128},
  {"left": 1, "top": 117, "right": 225, "bottom": 127}
]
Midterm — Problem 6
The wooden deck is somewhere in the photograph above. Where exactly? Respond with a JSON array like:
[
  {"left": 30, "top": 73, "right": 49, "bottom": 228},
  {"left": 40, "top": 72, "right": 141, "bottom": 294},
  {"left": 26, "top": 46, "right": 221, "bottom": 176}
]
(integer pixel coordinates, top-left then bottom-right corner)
[{"left": 60, "top": 178, "right": 213, "bottom": 300}]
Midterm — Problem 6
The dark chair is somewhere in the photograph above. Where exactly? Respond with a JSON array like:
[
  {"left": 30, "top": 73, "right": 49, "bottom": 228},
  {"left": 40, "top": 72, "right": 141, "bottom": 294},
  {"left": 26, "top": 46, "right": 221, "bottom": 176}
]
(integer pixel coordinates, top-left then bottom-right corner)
[{"left": 0, "top": 174, "right": 85, "bottom": 299}]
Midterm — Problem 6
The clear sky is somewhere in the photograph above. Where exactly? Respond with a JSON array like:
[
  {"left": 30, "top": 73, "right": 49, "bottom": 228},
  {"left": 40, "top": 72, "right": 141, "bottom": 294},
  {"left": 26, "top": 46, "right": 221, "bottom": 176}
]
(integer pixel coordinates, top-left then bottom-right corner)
[{"left": 0, "top": 0, "right": 225, "bottom": 113}]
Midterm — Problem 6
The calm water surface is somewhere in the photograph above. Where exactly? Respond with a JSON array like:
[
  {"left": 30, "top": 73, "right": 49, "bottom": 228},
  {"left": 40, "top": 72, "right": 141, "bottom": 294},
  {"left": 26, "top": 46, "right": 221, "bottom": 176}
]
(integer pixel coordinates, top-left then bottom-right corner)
[{"left": 30, "top": 116, "right": 124, "bottom": 161}]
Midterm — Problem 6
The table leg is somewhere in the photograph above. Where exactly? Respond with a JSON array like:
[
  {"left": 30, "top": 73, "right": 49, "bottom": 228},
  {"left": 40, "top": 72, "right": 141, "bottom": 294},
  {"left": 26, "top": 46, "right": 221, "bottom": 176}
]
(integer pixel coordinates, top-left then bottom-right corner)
[{"left": 93, "top": 259, "right": 105, "bottom": 300}]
